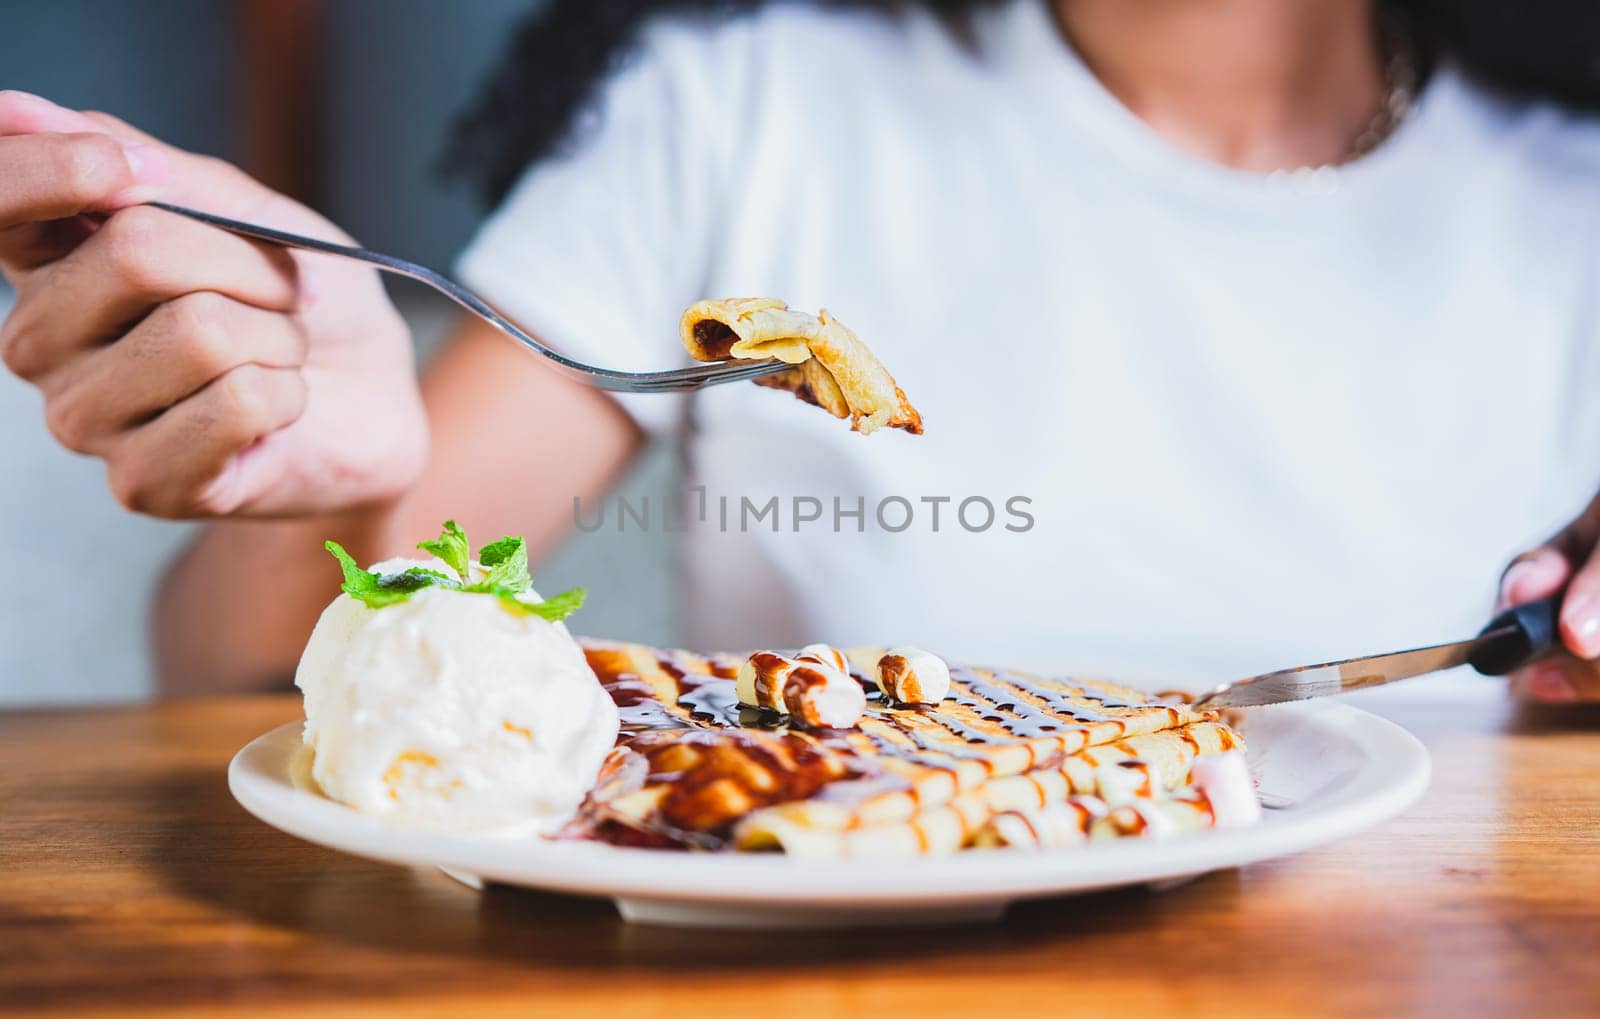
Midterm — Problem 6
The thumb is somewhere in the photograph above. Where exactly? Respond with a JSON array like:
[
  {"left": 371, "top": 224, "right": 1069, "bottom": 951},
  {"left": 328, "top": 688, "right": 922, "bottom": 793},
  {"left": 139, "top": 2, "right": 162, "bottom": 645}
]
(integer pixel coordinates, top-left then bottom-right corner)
[
  {"left": 1498, "top": 546, "right": 1572, "bottom": 610},
  {"left": 1, "top": 92, "right": 289, "bottom": 224}
]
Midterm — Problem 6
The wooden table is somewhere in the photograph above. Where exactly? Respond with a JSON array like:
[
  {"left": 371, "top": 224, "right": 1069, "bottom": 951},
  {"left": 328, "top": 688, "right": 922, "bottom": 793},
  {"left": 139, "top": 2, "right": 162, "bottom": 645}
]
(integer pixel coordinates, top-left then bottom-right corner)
[{"left": 2, "top": 696, "right": 1597, "bottom": 1017}]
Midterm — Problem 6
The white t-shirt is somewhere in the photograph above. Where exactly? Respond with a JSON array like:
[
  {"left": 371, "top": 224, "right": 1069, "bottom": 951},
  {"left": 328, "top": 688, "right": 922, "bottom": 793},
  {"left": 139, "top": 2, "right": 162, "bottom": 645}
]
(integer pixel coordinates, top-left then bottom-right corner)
[{"left": 457, "top": 0, "right": 1600, "bottom": 689}]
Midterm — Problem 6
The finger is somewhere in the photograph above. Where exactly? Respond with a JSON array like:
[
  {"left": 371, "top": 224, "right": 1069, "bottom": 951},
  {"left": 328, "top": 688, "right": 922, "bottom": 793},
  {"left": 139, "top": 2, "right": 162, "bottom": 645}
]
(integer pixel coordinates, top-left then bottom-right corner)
[
  {"left": 0, "top": 90, "right": 112, "bottom": 136},
  {"left": 0, "top": 92, "right": 223, "bottom": 206},
  {"left": 0, "top": 215, "right": 99, "bottom": 278},
  {"left": 0, "top": 91, "right": 172, "bottom": 219},
  {"left": 0, "top": 92, "right": 286, "bottom": 270},
  {"left": 39, "top": 294, "right": 308, "bottom": 455},
  {"left": 2, "top": 95, "right": 187, "bottom": 164},
  {"left": 106, "top": 364, "right": 307, "bottom": 518},
  {"left": 0, "top": 91, "right": 155, "bottom": 276},
  {"left": 1507, "top": 658, "right": 1600, "bottom": 703},
  {"left": 0, "top": 131, "right": 172, "bottom": 269},
  {"left": 1497, "top": 546, "right": 1572, "bottom": 610},
  {"left": 77, "top": 106, "right": 286, "bottom": 218},
  {"left": 1557, "top": 544, "right": 1600, "bottom": 659},
  {"left": 0, "top": 205, "right": 299, "bottom": 380}
]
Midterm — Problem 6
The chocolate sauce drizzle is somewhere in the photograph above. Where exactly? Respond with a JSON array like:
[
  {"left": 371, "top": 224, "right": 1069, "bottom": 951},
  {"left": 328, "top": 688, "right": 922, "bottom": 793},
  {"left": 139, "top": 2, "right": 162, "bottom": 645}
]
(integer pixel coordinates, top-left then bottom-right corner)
[{"left": 582, "top": 646, "right": 1217, "bottom": 848}]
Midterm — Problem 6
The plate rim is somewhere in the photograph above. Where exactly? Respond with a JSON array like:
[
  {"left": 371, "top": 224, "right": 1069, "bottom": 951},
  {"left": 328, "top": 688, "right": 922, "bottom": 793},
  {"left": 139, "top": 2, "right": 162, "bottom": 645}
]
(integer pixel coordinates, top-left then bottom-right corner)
[{"left": 228, "top": 701, "right": 1430, "bottom": 907}]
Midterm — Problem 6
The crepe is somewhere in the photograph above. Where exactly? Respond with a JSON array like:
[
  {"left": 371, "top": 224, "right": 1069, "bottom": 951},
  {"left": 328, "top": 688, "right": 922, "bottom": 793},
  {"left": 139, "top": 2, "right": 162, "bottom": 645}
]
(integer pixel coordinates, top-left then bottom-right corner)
[
  {"left": 568, "top": 640, "right": 1248, "bottom": 857},
  {"left": 680, "top": 298, "right": 923, "bottom": 435}
]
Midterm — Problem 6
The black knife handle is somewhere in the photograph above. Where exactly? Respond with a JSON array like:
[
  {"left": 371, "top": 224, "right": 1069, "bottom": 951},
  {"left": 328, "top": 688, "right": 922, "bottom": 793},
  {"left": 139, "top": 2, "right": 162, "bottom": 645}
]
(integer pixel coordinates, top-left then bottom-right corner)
[{"left": 1470, "top": 595, "right": 1562, "bottom": 676}]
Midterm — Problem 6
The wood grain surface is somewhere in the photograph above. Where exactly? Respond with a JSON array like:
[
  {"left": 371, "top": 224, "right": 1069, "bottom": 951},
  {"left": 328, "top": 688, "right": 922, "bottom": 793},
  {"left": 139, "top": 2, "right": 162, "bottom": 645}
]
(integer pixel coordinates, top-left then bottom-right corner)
[{"left": 2, "top": 695, "right": 1597, "bottom": 1017}]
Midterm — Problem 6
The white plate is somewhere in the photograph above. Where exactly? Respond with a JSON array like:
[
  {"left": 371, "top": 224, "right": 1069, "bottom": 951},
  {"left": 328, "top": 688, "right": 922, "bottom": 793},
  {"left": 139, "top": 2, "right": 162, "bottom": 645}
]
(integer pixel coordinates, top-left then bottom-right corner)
[{"left": 229, "top": 702, "right": 1428, "bottom": 929}]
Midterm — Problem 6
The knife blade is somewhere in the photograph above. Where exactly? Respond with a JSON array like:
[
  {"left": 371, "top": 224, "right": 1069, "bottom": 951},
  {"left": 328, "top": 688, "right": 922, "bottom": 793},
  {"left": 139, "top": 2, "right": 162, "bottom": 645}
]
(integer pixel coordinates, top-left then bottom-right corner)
[{"left": 1191, "top": 594, "right": 1562, "bottom": 709}]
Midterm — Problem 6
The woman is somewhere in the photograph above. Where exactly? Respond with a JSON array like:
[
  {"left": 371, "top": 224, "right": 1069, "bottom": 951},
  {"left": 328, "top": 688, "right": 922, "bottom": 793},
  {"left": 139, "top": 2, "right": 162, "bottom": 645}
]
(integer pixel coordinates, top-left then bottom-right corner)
[{"left": 1, "top": 0, "right": 1598, "bottom": 701}]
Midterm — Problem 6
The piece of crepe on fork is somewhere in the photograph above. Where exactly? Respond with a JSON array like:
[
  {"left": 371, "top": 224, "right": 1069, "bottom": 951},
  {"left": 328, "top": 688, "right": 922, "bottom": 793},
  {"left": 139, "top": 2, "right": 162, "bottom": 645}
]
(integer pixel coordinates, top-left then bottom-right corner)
[
  {"left": 680, "top": 298, "right": 924, "bottom": 435},
  {"left": 568, "top": 640, "right": 1249, "bottom": 858}
]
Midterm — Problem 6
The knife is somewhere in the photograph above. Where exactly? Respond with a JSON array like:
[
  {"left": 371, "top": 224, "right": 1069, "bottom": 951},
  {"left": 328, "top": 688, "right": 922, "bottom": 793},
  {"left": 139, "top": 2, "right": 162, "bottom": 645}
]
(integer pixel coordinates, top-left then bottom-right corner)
[{"left": 1191, "top": 595, "right": 1562, "bottom": 708}]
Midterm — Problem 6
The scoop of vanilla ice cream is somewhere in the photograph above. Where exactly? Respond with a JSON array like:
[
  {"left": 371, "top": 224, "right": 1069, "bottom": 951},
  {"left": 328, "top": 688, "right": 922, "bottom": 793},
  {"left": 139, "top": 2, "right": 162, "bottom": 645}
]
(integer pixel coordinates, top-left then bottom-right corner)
[{"left": 294, "top": 557, "right": 619, "bottom": 833}]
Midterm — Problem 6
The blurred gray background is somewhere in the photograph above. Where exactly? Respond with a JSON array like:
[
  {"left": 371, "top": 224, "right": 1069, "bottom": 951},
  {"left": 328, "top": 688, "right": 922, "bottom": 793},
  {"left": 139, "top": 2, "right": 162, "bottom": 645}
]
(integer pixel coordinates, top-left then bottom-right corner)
[{"left": 0, "top": 0, "right": 676, "bottom": 705}]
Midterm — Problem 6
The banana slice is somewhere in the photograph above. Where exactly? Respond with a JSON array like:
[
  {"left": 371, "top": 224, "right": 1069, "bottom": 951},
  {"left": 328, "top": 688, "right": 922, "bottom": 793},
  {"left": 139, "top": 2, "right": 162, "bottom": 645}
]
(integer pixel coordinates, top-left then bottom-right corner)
[
  {"left": 876, "top": 646, "right": 950, "bottom": 704},
  {"left": 1188, "top": 750, "right": 1261, "bottom": 827},
  {"left": 736, "top": 649, "right": 866, "bottom": 729},
  {"left": 797, "top": 642, "right": 850, "bottom": 674}
]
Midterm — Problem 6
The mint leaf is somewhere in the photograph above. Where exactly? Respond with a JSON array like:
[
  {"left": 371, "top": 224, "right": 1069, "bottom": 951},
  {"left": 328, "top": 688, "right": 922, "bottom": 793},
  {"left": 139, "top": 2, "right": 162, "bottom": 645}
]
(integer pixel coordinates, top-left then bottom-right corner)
[
  {"left": 494, "top": 586, "right": 586, "bottom": 622},
  {"left": 473, "top": 535, "right": 530, "bottom": 593},
  {"left": 355, "top": 585, "right": 419, "bottom": 607},
  {"left": 397, "top": 565, "right": 459, "bottom": 586},
  {"left": 326, "top": 540, "right": 373, "bottom": 593},
  {"left": 417, "top": 520, "right": 470, "bottom": 584},
  {"left": 377, "top": 567, "right": 457, "bottom": 593},
  {"left": 325, "top": 541, "right": 417, "bottom": 608},
  {"left": 325, "top": 525, "right": 584, "bottom": 619},
  {"left": 351, "top": 588, "right": 414, "bottom": 608},
  {"left": 477, "top": 536, "right": 521, "bottom": 569}
]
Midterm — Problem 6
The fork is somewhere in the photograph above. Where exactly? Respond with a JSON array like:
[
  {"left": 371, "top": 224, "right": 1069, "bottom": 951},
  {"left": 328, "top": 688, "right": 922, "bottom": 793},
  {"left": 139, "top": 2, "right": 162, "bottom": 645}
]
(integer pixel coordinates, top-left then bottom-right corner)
[{"left": 146, "top": 202, "right": 787, "bottom": 394}]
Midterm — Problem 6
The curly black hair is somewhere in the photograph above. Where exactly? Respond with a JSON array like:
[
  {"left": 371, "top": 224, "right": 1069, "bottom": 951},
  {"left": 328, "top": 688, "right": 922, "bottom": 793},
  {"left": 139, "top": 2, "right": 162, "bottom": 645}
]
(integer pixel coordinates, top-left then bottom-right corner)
[
  {"left": 443, "top": 1, "right": 1000, "bottom": 207},
  {"left": 444, "top": 0, "right": 1600, "bottom": 209}
]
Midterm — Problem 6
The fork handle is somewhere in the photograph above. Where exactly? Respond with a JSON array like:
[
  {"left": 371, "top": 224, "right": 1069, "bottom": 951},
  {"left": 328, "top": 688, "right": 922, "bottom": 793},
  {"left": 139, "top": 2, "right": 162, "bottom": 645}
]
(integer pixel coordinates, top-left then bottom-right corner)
[
  {"left": 1469, "top": 595, "right": 1562, "bottom": 676},
  {"left": 143, "top": 202, "right": 784, "bottom": 394},
  {"left": 152, "top": 201, "right": 436, "bottom": 280},
  {"left": 146, "top": 202, "right": 595, "bottom": 375}
]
